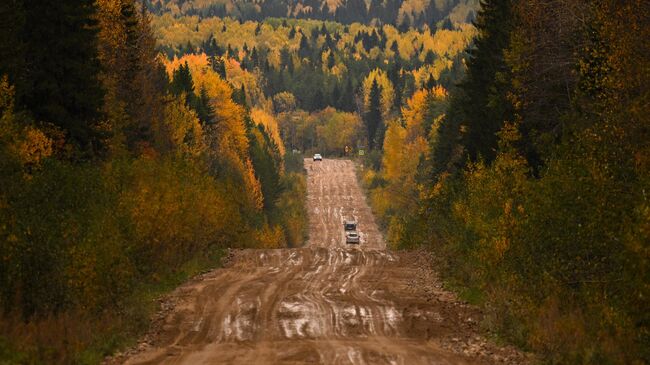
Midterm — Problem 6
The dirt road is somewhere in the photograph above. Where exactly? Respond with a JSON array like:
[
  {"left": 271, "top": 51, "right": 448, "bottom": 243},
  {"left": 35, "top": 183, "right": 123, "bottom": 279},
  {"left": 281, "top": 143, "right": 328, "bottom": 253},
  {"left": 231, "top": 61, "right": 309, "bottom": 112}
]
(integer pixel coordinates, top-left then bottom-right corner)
[{"left": 113, "top": 159, "right": 527, "bottom": 365}]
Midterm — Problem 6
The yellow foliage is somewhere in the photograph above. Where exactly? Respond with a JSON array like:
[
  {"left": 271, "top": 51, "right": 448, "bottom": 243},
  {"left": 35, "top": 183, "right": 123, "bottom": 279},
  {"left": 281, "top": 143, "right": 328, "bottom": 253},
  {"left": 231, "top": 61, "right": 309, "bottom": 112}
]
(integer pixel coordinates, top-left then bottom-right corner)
[
  {"left": 362, "top": 68, "right": 395, "bottom": 119},
  {"left": 0, "top": 77, "right": 53, "bottom": 169},
  {"left": 254, "top": 224, "right": 286, "bottom": 249},
  {"left": 165, "top": 54, "right": 264, "bottom": 212},
  {"left": 312, "top": 107, "right": 362, "bottom": 155},
  {"left": 13, "top": 126, "right": 53, "bottom": 167},
  {"left": 383, "top": 121, "right": 427, "bottom": 185},
  {"left": 162, "top": 97, "right": 207, "bottom": 157},
  {"left": 401, "top": 87, "right": 447, "bottom": 142},
  {"left": 251, "top": 108, "right": 285, "bottom": 156}
]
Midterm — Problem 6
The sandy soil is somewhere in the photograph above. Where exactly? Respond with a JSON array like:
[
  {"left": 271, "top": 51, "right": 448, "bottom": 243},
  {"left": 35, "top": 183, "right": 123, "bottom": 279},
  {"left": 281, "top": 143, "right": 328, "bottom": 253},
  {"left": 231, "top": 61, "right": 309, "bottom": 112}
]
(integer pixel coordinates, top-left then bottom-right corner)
[{"left": 108, "top": 159, "right": 530, "bottom": 365}]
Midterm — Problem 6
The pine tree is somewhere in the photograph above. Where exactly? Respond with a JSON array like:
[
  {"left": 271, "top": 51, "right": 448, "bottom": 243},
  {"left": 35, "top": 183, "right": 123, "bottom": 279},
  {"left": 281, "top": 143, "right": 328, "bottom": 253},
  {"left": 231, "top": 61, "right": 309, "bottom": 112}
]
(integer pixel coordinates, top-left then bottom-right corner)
[
  {"left": 365, "top": 79, "right": 382, "bottom": 150},
  {"left": 195, "top": 86, "right": 214, "bottom": 124},
  {"left": 441, "top": 17, "right": 454, "bottom": 30},
  {"left": 424, "top": 50, "right": 436, "bottom": 64},
  {"left": 0, "top": 0, "right": 25, "bottom": 89},
  {"left": 4, "top": 0, "right": 104, "bottom": 154},
  {"left": 458, "top": 0, "right": 514, "bottom": 164},
  {"left": 340, "top": 77, "right": 355, "bottom": 112},
  {"left": 387, "top": 61, "right": 403, "bottom": 110},
  {"left": 398, "top": 16, "right": 411, "bottom": 32},
  {"left": 368, "top": 0, "right": 383, "bottom": 21},
  {"left": 170, "top": 62, "right": 195, "bottom": 100},
  {"left": 347, "top": 0, "right": 367, "bottom": 23},
  {"left": 327, "top": 51, "right": 336, "bottom": 69},
  {"left": 425, "top": 74, "right": 436, "bottom": 90}
]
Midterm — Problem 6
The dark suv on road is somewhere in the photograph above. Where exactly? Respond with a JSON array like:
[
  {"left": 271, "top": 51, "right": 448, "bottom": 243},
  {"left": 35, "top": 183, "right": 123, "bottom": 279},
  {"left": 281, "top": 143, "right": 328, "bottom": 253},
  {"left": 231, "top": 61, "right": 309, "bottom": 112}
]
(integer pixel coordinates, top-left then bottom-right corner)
[{"left": 344, "top": 220, "right": 357, "bottom": 231}]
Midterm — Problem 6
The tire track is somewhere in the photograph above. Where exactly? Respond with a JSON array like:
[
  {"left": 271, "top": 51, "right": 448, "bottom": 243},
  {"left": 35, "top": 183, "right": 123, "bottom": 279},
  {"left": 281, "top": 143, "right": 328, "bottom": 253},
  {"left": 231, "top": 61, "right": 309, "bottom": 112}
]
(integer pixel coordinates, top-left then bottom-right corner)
[{"left": 112, "top": 159, "right": 529, "bottom": 365}]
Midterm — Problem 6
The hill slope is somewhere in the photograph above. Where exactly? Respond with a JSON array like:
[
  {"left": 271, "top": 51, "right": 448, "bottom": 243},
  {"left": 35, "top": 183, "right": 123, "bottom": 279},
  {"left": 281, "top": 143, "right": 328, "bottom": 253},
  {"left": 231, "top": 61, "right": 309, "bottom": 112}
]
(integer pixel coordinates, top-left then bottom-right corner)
[{"left": 144, "top": 0, "right": 479, "bottom": 28}]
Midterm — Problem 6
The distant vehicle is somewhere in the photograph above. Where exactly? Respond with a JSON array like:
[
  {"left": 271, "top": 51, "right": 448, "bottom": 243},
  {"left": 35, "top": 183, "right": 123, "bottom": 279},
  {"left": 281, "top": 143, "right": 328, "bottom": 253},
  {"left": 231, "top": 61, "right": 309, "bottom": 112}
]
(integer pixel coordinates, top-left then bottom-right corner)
[
  {"left": 313, "top": 153, "right": 323, "bottom": 161},
  {"left": 345, "top": 231, "right": 360, "bottom": 244},
  {"left": 344, "top": 220, "right": 357, "bottom": 231}
]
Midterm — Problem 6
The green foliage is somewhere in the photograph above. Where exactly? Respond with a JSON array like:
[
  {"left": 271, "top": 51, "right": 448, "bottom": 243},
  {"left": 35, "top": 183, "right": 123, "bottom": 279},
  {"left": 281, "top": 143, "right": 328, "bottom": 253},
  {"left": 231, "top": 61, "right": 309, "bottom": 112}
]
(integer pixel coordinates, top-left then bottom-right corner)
[
  {"left": 274, "top": 172, "right": 308, "bottom": 248},
  {"left": 364, "top": 79, "right": 383, "bottom": 150},
  {"left": 363, "top": 1, "right": 650, "bottom": 363},
  {"left": 283, "top": 151, "right": 305, "bottom": 174},
  {"left": 248, "top": 122, "right": 283, "bottom": 213},
  {"left": 454, "top": 0, "right": 514, "bottom": 164},
  {"left": 150, "top": 15, "right": 475, "bottom": 112},
  {"left": 0, "top": 3, "right": 310, "bottom": 363}
]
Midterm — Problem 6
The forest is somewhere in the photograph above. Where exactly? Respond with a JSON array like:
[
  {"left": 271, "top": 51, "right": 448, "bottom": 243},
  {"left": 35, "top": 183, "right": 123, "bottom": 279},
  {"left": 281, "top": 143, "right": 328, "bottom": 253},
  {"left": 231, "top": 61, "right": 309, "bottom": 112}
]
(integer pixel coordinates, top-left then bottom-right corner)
[{"left": 0, "top": 0, "right": 648, "bottom": 364}]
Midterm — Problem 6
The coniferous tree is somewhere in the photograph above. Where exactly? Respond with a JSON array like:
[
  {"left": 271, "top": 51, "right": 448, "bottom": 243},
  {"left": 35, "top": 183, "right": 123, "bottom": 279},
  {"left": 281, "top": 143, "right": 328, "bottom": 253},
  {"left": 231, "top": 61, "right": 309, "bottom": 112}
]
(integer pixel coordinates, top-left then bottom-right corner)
[
  {"left": 441, "top": 17, "right": 454, "bottom": 30},
  {"left": 299, "top": 34, "right": 311, "bottom": 59},
  {"left": 326, "top": 51, "right": 336, "bottom": 69},
  {"left": 398, "top": 16, "right": 411, "bottom": 32},
  {"left": 388, "top": 61, "right": 403, "bottom": 110},
  {"left": 195, "top": 86, "right": 214, "bottom": 124},
  {"left": 340, "top": 77, "right": 355, "bottom": 112},
  {"left": 368, "top": 0, "right": 382, "bottom": 21},
  {"left": 457, "top": 0, "right": 514, "bottom": 164},
  {"left": 3, "top": 0, "right": 104, "bottom": 154},
  {"left": 424, "top": 50, "right": 436, "bottom": 64},
  {"left": 346, "top": 0, "right": 367, "bottom": 23},
  {"left": 365, "top": 79, "right": 382, "bottom": 150},
  {"left": 0, "top": 0, "right": 25, "bottom": 89},
  {"left": 170, "top": 62, "right": 194, "bottom": 98}
]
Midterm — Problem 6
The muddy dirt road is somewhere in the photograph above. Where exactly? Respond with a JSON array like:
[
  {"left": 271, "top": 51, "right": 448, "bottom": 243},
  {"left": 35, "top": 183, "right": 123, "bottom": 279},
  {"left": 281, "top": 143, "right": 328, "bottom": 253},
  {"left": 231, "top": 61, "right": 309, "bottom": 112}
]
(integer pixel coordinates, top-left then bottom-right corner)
[{"left": 113, "top": 159, "right": 527, "bottom": 365}]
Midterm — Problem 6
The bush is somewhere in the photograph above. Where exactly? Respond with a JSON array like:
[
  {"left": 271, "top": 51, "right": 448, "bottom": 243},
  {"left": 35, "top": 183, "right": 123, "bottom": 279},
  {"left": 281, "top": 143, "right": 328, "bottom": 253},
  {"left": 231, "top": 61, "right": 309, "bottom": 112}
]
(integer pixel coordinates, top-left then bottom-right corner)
[
  {"left": 274, "top": 172, "right": 308, "bottom": 248},
  {"left": 0, "top": 155, "right": 249, "bottom": 363}
]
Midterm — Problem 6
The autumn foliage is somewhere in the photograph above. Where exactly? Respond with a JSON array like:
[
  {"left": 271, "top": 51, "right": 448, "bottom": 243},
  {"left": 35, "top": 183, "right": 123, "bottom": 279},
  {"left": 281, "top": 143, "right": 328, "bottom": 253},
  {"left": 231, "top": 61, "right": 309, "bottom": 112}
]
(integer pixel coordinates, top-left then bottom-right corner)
[
  {"left": 0, "top": 1, "right": 307, "bottom": 362},
  {"left": 362, "top": 1, "right": 649, "bottom": 363}
]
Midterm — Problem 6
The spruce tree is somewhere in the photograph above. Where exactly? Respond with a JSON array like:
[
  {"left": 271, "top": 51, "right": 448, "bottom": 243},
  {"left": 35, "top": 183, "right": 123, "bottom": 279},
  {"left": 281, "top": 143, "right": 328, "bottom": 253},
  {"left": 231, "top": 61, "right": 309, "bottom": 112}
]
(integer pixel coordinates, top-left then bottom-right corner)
[
  {"left": 0, "top": 0, "right": 25, "bottom": 88},
  {"left": 5, "top": 0, "right": 104, "bottom": 154},
  {"left": 365, "top": 79, "right": 382, "bottom": 150},
  {"left": 458, "top": 0, "right": 514, "bottom": 164},
  {"left": 327, "top": 51, "right": 336, "bottom": 69},
  {"left": 195, "top": 86, "right": 214, "bottom": 124},
  {"left": 170, "top": 62, "right": 195, "bottom": 98}
]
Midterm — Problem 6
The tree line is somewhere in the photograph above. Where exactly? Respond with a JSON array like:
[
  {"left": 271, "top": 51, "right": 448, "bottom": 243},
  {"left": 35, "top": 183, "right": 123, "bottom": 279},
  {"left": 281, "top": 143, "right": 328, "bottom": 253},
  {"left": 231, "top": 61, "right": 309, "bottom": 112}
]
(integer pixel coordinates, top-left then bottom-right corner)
[
  {"left": 361, "top": 0, "right": 649, "bottom": 363},
  {"left": 144, "top": 0, "right": 478, "bottom": 29},
  {"left": 0, "top": 0, "right": 306, "bottom": 362}
]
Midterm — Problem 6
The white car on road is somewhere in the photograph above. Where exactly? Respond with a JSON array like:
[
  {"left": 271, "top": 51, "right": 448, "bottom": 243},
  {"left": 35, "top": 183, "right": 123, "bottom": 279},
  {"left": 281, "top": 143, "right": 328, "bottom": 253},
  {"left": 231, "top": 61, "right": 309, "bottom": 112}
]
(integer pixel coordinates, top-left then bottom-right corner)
[
  {"left": 346, "top": 231, "right": 360, "bottom": 244},
  {"left": 313, "top": 153, "right": 323, "bottom": 161}
]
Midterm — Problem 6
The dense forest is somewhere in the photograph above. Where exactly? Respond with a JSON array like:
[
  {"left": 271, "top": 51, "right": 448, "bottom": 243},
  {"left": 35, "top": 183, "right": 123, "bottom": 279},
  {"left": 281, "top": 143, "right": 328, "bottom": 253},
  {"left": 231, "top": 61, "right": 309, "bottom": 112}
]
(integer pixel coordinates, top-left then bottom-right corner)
[
  {"left": 361, "top": 1, "right": 649, "bottom": 364},
  {"left": 0, "top": 0, "right": 648, "bottom": 363},
  {"left": 0, "top": 0, "right": 308, "bottom": 362},
  {"left": 143, "top": 0, "right": 478, "bottom": 28}
]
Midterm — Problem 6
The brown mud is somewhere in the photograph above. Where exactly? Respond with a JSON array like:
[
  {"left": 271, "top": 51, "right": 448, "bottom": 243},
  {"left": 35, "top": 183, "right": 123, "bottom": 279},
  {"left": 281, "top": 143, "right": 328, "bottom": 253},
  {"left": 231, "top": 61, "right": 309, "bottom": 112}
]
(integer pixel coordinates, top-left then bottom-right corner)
[{"left": 108, "top": 159, "right": 530, "bottom": 365}]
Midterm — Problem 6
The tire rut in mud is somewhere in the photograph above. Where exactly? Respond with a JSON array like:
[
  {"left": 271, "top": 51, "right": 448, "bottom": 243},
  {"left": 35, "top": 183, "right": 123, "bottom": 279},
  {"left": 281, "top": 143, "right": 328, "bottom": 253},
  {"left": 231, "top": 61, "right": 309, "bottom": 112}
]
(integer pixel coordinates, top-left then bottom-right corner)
[{"left": 108, "top": 159, "right": 529, "bottom": 365}]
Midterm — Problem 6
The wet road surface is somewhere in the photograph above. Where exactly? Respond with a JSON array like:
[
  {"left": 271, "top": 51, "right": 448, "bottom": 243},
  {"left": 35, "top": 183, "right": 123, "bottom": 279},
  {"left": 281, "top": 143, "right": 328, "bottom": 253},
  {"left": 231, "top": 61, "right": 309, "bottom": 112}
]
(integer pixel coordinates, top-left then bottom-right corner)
[{"left": 114, "top": 159, "right": 528, "bottom": 365}]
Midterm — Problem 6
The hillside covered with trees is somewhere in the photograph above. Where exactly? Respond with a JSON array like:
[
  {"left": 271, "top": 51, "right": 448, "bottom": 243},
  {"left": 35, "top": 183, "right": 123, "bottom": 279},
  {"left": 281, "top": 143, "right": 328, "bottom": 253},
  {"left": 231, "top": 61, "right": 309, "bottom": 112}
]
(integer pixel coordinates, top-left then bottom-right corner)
[
  {"left": 0, "top": 0, "right": 307, "bottom": 362},
  {"left": 360, "top": 1, "right": 649, "bottom": 363},
  {"left": 0, "top": 0, "right": 647, "bottom": 364},
  {"left": 144, "top": 0, "right": 479, "bottom": 29}
]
